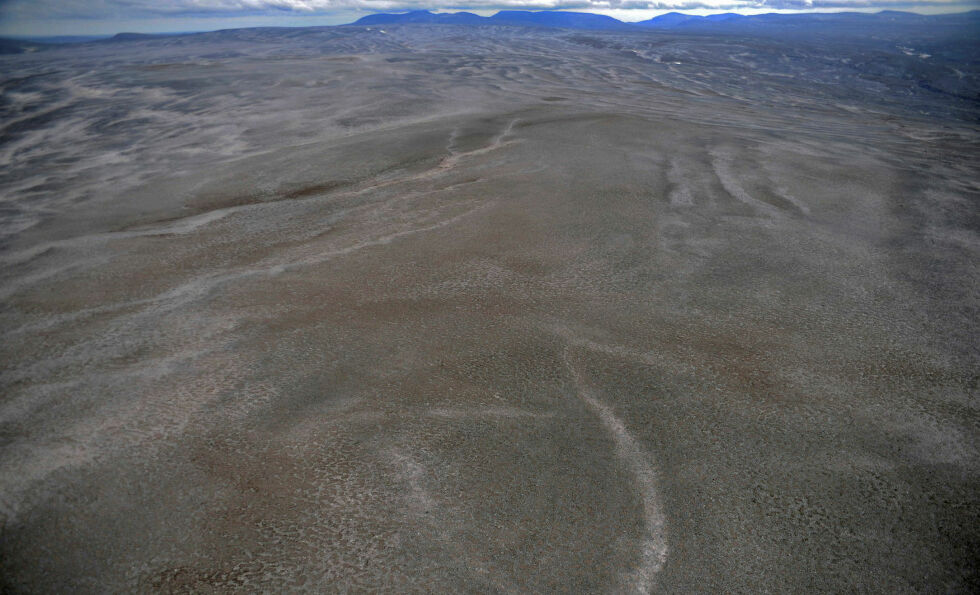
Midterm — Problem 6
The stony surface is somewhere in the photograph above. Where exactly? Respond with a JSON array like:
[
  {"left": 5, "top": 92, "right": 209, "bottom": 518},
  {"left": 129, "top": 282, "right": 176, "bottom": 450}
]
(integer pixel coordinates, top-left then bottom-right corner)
[{"left": 1, "top": 24, "right": 978, "bottom": 592}]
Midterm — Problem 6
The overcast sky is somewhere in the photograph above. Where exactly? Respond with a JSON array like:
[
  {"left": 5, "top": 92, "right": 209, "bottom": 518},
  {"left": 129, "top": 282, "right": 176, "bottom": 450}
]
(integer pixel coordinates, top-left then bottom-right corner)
[{"left": 0, "top": 0, "right": 976, "bottom": 36}]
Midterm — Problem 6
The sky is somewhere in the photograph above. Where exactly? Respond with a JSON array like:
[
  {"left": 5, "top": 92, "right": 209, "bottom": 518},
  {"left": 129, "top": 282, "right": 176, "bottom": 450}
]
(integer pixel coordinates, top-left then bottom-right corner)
[{"left": 0, "top": 0, "right": 976, "bottom": 36}]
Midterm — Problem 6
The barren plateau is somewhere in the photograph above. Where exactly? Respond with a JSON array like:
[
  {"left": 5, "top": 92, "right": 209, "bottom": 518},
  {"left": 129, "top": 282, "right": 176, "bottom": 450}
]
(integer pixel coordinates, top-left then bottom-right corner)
[{"left": 1, "top": 21, "right": 978, "bottom": 592}]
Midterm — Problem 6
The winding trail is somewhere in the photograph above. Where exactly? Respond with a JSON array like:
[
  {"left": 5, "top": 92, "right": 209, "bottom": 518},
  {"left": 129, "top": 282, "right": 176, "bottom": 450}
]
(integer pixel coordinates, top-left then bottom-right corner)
[{"left": 564, "top": 348, "right": 668, "bottom": 593}]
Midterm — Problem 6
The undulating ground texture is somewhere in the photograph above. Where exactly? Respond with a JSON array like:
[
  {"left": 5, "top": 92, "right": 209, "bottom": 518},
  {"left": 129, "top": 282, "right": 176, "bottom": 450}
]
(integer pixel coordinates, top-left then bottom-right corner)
[{"left": 1, "top": 23, "right": 978, "bottom": 592}]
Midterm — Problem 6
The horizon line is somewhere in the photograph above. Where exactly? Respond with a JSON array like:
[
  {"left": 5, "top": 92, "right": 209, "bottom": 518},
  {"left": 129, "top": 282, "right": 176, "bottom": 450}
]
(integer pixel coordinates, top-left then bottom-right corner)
[{"left": 3, "top": 6, "right": 977, "bottom": 39}]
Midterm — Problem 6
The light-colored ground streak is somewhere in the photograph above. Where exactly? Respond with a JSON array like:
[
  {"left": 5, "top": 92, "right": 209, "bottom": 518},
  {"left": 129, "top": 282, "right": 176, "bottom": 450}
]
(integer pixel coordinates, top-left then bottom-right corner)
[
  {"left": 1, "top": 23, "right": 977, "bottom": 593},
  {"left": 564, "top": 348, "right": 668, "bottom": 592}
]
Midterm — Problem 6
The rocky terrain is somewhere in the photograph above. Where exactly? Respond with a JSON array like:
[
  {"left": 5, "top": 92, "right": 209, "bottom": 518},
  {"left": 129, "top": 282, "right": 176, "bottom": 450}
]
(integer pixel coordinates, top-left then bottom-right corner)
[{"left": 1, "top": 18, "right": 978, "bottom": 592}]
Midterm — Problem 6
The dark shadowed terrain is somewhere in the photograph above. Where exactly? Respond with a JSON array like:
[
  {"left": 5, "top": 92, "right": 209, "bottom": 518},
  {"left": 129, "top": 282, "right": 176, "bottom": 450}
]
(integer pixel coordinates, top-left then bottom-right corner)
[{"left": 0, "top": 17, "right": 978, "bottom": 592}]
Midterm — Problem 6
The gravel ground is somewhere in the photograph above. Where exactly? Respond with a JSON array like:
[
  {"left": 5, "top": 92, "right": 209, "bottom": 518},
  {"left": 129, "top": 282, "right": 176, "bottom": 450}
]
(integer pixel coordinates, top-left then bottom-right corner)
[{"left": 1, "top": 24, "right": 977, "bottom": 592}]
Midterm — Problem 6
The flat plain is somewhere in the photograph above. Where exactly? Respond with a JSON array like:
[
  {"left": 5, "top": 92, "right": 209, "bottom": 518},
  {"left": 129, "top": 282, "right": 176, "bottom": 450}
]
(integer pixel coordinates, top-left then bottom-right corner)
[{"left": 0, "top": 20, "right": 978, "bottom": 592}]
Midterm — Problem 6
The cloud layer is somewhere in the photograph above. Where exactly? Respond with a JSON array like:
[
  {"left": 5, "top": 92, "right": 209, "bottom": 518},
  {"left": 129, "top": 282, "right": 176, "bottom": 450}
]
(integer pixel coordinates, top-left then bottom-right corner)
[{"left": 0, "top": 0, "right": 974, "bottom": 19}]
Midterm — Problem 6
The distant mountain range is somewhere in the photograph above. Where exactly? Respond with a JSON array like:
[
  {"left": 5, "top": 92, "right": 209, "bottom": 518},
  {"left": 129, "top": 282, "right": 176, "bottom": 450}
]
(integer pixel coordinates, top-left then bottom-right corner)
[
  {"left": 351, "top": 9, "right": 980, "bottom": 35},
  {"left": 354, "top": 10, "right": 635, "bottom": 30},
  {"left": 2, "top": 8, "right": 976, "bottom": 54}
]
